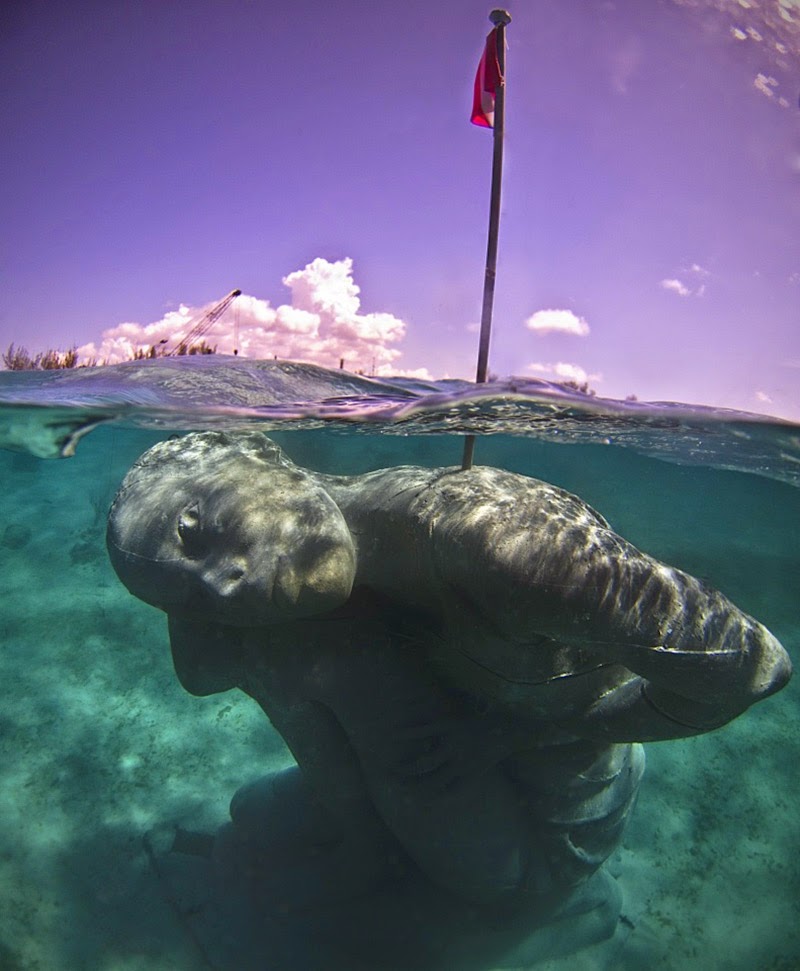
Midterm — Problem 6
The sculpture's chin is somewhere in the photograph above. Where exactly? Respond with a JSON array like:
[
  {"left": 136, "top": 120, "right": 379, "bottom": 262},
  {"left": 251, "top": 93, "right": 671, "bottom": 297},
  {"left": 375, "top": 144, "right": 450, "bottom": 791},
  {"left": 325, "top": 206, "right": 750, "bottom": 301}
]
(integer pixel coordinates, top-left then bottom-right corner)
[{"left": 167, "top": 614, "right": 245, "bottom": 696}]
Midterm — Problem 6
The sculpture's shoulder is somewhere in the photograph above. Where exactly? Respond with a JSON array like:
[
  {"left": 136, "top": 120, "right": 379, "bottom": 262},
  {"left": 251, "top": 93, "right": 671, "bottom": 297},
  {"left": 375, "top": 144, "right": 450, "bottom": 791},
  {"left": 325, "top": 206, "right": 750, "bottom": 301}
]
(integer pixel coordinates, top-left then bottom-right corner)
[
  {"left": 412, "top": 465, "right": 611, "bottom": 532},
  {"left": 405, "top": 466, "right": 616, "bottom": 599},
  {"left": 330, "top": 463, "right": 611, "bottom": 534}
]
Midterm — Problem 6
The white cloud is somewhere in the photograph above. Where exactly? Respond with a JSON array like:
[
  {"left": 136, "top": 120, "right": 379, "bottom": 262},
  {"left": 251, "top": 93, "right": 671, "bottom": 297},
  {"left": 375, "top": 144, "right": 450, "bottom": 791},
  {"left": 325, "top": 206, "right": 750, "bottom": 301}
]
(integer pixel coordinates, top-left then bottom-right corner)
[
  {"left": 755, "top": 390, "right": 773, "bottom": 403},
  {"left": 78, "top": 257, "right": 410, "bottom": 374},
  {"left": 525, "top": 309, "right": 590, "bottom": 337},
  {"left": 375, "top": 365, "right": 435, "bottom": 381},
  {"left": 660, "top": 263, "right": 711, "bottom": 298},
  {"left": 527, "top": 361, "right": 602, "bottom": 386},
  {"left": 660, "top": 278, "right": 691, "bottom": 297}
]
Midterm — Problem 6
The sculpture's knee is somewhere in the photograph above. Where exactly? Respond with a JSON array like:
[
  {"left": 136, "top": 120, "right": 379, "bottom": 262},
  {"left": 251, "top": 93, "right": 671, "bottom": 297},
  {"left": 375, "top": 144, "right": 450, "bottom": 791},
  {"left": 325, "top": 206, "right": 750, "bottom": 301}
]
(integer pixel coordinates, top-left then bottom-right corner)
[
  {"left": 448, "top": 835, "right": 529, "bottom": 904},
  {"left": 229, "top": 766, "right": 340, "bottom": 848}
]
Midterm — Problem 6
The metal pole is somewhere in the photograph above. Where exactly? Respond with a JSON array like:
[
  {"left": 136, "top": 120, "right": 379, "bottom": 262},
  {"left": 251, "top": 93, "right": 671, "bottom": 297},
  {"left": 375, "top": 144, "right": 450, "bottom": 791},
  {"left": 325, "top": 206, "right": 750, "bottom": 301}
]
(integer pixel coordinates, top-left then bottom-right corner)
[{"left": 462, "top": 8, "right": 511, "bottom": 471}]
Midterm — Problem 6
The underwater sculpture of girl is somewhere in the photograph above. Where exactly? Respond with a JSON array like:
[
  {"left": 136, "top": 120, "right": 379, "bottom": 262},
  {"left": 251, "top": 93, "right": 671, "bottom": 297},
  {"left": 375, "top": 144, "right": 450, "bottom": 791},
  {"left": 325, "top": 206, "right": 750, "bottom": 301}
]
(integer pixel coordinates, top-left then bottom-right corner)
[{"left": 107, "top": 431, "right": 791, "bottom": 967}]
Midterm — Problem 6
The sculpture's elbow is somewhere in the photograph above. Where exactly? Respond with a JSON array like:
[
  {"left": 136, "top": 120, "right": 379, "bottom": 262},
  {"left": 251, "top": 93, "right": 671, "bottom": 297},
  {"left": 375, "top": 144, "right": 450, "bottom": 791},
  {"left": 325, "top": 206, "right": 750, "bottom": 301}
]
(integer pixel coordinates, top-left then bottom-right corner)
[
  {"left": 747, "top": 626, "right": 792, "bottom": 704},
  {"left": 704, "top": 624, "right": 793, "bottom": 720},
  {"left": 625, "top": 623, "right": 792, "bottom": 738}
]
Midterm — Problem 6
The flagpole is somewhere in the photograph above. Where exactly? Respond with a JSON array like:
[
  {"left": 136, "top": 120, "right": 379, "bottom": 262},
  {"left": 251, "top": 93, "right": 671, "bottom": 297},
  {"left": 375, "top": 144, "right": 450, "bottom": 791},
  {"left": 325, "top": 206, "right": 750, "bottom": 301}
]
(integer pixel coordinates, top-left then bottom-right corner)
[{"left": 462, "top": 8, "right": 511, "bottom": 472}]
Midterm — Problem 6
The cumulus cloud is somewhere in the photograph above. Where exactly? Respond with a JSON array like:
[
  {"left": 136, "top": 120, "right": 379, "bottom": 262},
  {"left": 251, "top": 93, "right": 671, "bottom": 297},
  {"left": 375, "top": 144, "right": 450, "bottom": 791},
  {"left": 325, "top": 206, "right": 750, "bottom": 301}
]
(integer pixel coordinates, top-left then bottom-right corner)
[
  {"left": 525, "top": 309, "right": 590, "bottom": 337},
  {"left": 376, "top": 365, "right": 436, "bottom": 381},
  {"left": 660, "top": 263, "right": 711, "bottom": 298},
  {"left": 527, "top": 361, "right": 602, "bottom": 386},
  {"left": 660, "top": 278, "right": 691, "bottom": 297},
  {"left": 78, "top": 257, "right": 411, "bottom": 374}
]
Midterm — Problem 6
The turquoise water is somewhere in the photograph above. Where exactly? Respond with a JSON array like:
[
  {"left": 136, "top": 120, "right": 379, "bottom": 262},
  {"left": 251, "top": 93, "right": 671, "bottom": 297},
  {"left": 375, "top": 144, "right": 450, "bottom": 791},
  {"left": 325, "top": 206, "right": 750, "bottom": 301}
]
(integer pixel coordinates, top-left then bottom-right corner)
[{"left": 1, "top": 362, "right": 798, "bottom": 970}]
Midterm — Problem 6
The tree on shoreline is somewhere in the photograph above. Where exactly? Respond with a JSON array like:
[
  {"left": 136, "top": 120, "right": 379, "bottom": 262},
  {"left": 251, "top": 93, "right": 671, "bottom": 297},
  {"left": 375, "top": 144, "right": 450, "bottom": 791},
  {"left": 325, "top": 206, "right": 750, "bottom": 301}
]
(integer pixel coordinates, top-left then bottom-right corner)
[
  {"left": 2, "top": 343, "right": 78, "bottom": 371},
  {"left": 2, "top": 339, "right": 216, "bottom": 370}
]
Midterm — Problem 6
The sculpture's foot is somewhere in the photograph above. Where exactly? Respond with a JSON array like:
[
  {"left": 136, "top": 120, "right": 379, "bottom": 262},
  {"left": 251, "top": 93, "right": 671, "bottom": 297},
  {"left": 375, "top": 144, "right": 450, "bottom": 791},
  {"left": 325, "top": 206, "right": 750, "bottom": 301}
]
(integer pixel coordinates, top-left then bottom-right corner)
[
  {"left": 488, "top": 868, "right": 623, "bottom": 967},
  {"left": 216, "top": 767, "right": 405, "bottom": 910},
  {"left": 146, "top": 811, "right": 622, "bottom": 971},
  {"left": 298, "top": 866, "right": 621, "bottom": 971},
  {"left": 209, "top": 768, "right": 623, "bottom": 969}
]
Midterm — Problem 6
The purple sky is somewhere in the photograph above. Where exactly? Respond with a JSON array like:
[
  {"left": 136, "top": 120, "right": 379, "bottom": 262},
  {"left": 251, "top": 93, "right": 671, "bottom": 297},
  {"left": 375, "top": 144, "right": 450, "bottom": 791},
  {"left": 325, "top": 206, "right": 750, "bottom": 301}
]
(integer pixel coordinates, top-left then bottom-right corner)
[{"left": 2, "top": 0, "right": 798, "bottom": 418}]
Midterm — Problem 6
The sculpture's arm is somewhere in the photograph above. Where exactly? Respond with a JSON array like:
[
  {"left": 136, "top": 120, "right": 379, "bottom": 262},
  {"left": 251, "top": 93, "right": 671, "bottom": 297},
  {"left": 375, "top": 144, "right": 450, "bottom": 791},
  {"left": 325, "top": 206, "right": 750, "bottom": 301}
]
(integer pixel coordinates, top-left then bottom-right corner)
[
  {"left": 239, "top": 671, "right": 382, "bottom": 836},
  {"left": 559, "top": 671, "right": 773, "bottom": 742},
  {"left": 453, "top": 536, "right": 790, "bottom": 740},
  {"left": 165, "top": 613, "right": 380, "bottom": 828},
  {"left": 542, "top": 560, "right": 791, "bottom": 740},
  {"left": 331, "top": 466, "right": 791, "bottom": 739},
  {"left": 412, "top": 471, "right": 791, "bottom": 737}
]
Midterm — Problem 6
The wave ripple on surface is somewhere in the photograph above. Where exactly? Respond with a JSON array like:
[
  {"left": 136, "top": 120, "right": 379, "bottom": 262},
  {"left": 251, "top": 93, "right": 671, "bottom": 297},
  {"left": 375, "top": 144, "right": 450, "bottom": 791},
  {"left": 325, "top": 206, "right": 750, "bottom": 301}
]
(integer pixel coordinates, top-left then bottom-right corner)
[{"left": 0, "top": 357, "right": 797, "bottom": 485}]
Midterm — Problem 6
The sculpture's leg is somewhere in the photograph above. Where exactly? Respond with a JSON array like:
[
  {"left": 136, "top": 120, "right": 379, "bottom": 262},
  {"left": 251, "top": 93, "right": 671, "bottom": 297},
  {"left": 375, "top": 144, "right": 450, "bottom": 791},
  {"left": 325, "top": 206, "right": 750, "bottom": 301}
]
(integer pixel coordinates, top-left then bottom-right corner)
[
  {"left": 229, "top": 763, "right": 339, "bottom": 850},
  {"left": 297, "top": 627, "right": 556, "bottom": 907},
  {"left": 165, "top": 614, "right": 406, "bottom": 907},
  {"left": 235, "top": 612, "right": 542, "bottom": 907},
  {"left": 236, "top": 619, "right": 443, "bottom": 910},
  {"left": 216, "top": 763, "right": 406, "bottom": 910}
]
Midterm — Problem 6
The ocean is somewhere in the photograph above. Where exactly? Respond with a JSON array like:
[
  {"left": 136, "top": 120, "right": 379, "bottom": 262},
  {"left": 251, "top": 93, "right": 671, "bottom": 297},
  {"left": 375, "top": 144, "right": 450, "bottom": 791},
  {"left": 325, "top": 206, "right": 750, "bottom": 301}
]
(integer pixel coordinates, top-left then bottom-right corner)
[{"left": 1, "top": 357, "right": 798, "bottom": 971}]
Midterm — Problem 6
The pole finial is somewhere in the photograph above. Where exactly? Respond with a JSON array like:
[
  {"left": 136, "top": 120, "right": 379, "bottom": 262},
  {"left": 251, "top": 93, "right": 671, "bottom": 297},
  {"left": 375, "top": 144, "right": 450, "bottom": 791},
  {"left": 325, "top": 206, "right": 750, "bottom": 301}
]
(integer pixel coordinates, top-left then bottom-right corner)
[{"left": 489, "top": 9, "right": 511, "bottom": 26}]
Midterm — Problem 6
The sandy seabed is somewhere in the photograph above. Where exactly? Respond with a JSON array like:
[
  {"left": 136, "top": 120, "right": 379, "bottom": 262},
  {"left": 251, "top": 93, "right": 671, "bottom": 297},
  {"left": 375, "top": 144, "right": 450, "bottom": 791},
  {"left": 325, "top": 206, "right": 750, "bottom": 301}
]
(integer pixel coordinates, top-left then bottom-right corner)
[{"left": 1, "top": 429, "right": 798, "bottom": 971}]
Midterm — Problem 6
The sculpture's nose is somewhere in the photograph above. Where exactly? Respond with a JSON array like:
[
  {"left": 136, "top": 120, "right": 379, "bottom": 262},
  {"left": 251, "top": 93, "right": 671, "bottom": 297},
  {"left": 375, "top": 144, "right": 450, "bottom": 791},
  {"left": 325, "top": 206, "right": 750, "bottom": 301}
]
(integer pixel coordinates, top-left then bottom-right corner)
[{"left": 201, "top": 559, "right": 248, "bottom": 601}]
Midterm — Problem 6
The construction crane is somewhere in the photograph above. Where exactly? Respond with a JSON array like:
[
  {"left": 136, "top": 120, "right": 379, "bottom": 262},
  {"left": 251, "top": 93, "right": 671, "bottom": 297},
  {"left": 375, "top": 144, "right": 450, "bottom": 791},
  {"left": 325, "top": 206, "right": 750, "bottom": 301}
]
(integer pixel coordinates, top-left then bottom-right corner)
[{"left": 163, "top": 288, "right": 241, "bottom": 356}]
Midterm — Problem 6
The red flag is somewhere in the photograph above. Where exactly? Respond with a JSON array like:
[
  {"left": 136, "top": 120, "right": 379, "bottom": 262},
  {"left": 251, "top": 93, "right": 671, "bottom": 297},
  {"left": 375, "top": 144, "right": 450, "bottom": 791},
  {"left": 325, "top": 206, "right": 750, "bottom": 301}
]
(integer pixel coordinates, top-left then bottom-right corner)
[{"left": 470, "top": 27, "right": 502, "bottom": 128}]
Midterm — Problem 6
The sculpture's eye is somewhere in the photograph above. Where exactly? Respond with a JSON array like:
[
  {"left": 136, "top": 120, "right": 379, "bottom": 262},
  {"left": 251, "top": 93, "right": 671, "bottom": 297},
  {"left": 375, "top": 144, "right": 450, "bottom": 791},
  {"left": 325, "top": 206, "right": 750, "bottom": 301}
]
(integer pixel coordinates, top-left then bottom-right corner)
[{"left": 177, "top": 503, "right": 204, "bottom": 556}]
